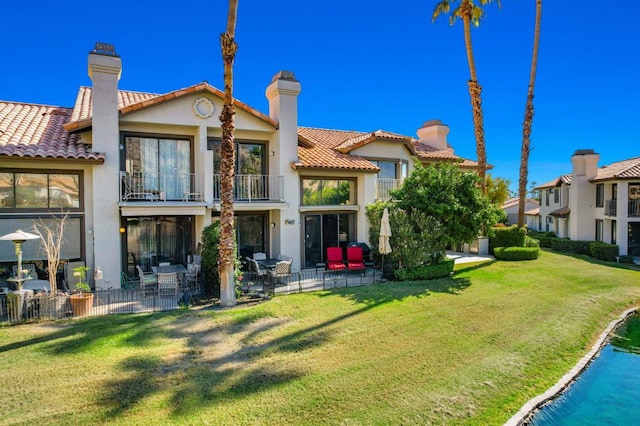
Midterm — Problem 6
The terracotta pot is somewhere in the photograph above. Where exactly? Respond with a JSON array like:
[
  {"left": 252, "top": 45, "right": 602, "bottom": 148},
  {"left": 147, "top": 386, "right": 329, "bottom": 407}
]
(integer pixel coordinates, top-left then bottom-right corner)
[{"left": 69, "top": 293, "right": 94, "bottom": 317}]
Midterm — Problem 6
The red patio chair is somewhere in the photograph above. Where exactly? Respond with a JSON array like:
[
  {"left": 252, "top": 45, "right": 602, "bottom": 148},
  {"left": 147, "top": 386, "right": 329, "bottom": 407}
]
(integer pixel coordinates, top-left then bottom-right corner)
[
  {"left": 347, "top": 246, "right": 365, "bottom": 271},
  {"left": 326, "top": 247, "right": 346, "bottom": 271}
]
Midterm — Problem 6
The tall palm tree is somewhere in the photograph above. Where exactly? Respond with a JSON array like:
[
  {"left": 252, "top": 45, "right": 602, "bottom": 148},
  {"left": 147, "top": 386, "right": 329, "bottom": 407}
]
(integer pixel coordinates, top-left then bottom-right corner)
[
  {"left": 432, "top": 0, "right": 500, "bottom": 194},
  {"left": 218, "top": 0, "right": 239, "bottom": 307},
  {"left": 517, "top": 0, "right": 542, "bottom": 227}
]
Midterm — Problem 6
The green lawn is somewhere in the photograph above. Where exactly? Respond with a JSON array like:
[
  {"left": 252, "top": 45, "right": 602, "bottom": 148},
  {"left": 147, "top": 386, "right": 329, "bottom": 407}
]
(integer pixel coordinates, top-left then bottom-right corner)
[{"left": 1, "top": 250, "right": 638, "bottom": 425}]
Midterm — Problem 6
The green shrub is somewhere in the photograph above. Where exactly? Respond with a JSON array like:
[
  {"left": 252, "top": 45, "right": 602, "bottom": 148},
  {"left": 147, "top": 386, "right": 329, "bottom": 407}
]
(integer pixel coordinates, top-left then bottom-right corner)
[
  {"left": 550, "top": 239, "right": 591, "bottom": 255},
  {"left": 537, "top": 236, "right": 555, "bottom": 248},
  {"left": 525, "top": 236, "right": 540, "bottom": 248},
  {"left": 494, "top": 247, "right": 539, "bottom": 261},
  {"left": 544, "top": 231, "right": 557, "bottom": 237},
  {"left": 489, "top": 226, "right": 526, "bottom": 253},
  {"left": 589, "top": 242, "right": 619, "bottom": 262},
  {"left": 619, "top": 255, "right": 635, "bottom": 264},
  {"left": 394, "top": 259, "right": 455, "bottom": 281}
]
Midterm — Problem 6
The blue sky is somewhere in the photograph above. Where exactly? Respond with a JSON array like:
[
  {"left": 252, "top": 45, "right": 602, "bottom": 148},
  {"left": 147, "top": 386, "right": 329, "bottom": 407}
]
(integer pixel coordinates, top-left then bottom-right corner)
[{"left": 1, "top": 1, "right": 638, "bottom": 192}]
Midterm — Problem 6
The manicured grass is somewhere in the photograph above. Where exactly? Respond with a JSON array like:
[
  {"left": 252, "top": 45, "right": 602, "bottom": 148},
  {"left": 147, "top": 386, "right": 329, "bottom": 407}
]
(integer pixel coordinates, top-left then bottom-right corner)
[{"left": 1, "top": 249, "right": 638, "bottom": 425}]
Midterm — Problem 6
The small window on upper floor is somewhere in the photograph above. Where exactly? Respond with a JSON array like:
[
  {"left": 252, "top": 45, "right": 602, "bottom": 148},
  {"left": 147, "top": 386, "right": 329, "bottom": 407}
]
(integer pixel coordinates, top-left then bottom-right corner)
[
  {"left": 596, "top": 183, "right": 604, "bottom": 208},
  {"left": 301, "top": 178, "right": 355, "bottom": 206},
  {"left": 554, "top": 188, "right": 560, "bottom": 204},
  {"left": 0, "top": 171, "right": 81, "bottom": 210}
]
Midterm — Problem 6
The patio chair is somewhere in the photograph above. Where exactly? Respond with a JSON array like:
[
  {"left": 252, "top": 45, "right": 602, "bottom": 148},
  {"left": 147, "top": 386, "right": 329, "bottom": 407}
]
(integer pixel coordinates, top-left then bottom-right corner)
[
  {"left": 249, "top": 259, "right": 268, "bottom": 290},
  {"left": 183, "top": 264, "right": 201, "bottom": 295},
  {"left": 326, "top": 247, "right": 346, "bottom": 271},
  {"left": 268, "top": 259, "right": 292, "bottom": 287},
  {"left": 157, "top": 272, "right": 179, "bottom": 297},
  {"left": 121, "top": 271, "right": 137, "bottom": 289},
  {"left": 136, "top": 264, "right": 157, "bottom": 296},
  {"left": 347, "top": 246, "right": 366, "bottom": 271}
]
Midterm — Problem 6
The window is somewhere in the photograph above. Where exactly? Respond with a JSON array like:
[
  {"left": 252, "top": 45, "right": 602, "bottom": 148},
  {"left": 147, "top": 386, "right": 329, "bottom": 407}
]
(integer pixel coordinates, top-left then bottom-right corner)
[
  {"left": 554, "top": 188, "right": 560, "bottom": 204},
  {"left": 236, "top": 214, "right": 267, "bottom": 259},
  {"left": 209, "top": 140, "right": 266, "bottom": 175},
  {"left": 595, "top": 219, "right": 604, "bottom": 241},
  {"left": 545, "top": 190, "right": 550, "bottom": 206},
  {"left": 371, "top": 160, "right": 398, "bottom": 180},
  {"left": 596, "top": 183, "right": 604, "bottom": 207},
  {"left": 611, "top": 220, "right": 617, "bottom": 245},
  {"left": 302, "top": 178, "right": 355, "bottom": 206},
  {"left": 124, "top": 136, "right": 192, "bottom": 200},
  {"left": 612, "top": 183, "right": 617, "bottom": 200},
  {"left": 0, "top": 171, "right": 81, "bottom": 209}
]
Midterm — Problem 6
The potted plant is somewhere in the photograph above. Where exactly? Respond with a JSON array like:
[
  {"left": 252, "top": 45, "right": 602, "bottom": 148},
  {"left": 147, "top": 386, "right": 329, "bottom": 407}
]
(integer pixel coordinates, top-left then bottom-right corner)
[{"left": 68, "top": 265, "right": 93, "bottom": 317}]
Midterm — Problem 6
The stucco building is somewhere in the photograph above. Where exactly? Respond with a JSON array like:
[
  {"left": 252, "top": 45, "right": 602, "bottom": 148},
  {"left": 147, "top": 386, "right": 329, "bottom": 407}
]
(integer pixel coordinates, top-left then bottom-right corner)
[{"left": 0, "top": 43, "right": 480, "bottom": 289}]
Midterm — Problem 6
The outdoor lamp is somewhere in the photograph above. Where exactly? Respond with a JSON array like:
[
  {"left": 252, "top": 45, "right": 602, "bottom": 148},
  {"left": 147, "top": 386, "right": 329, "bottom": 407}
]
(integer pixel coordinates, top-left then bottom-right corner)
[{"left": 0, "top": 229, "right": 41, "bottom": 282}]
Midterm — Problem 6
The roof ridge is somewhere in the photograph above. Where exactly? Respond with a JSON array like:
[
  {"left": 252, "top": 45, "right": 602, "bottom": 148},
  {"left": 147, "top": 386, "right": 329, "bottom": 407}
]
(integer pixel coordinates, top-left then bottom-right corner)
[
  {"left": 0, "top": 99, "right": 70, "bottom": 109},
  {"left": 299, "top": 125, "right": 368, "bottom": 134}
]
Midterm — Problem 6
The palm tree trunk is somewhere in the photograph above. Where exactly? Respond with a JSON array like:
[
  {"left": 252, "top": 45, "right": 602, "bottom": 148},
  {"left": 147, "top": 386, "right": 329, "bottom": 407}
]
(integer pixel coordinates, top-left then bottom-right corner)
[
  {"left": 218, "top": 0, "right": 239, "bottom": 307},
  {"left": 462, "top": 7, "right": 487, "bottom": 194},
  {"left": 518, "top": 0, "right": 542, "bottom": 228}
]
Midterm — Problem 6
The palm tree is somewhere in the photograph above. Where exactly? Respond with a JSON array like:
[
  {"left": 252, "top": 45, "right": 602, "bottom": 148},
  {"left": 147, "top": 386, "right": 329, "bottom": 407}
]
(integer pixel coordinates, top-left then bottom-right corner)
[
  {"left": 517, "top": 0, "right": 542, "bottom": 227},
  {"left": 432, "top": 0, "right": 500, "bottom": 194},
  {"left": 218, "top": 0, "right": 239, "bottom": 307}
]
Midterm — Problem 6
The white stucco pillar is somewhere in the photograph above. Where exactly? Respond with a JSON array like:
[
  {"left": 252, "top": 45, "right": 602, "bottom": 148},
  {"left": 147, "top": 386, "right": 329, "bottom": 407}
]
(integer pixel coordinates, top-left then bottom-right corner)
[
  {"left": 569, "top": 150, "right": 599, "bottom": 241},
  {"left": 616, "top": 181, "right": 628, "bottom": 255},
  {"left": 266, "top": 71, "right": 302, "bottom": 270},
  {"left": 88, "top": 44, "right": 122, "bottom": 289}
]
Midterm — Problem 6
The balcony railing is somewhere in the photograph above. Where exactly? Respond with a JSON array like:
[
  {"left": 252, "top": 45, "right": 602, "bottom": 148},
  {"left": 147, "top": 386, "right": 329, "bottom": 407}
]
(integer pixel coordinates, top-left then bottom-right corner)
[
  {"left": 120, "top": 171, "right": 202, "bottom": 202},
  {"left": 212, "top": 174, "right": 284, "bottom": 202},
  {"left": 604, "top": 199, "right": 617, "bottom": 217},
  {"left": 375, "top": 178, "right": 401, "bottom": 201},
  {"left": 630, "top": 199, "right": 640, "bottom": 217}
]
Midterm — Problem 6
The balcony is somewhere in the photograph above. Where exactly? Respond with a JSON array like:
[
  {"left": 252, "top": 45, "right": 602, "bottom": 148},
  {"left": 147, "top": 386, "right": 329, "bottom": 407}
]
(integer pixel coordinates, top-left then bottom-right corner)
[
  {"left": 375, "top": 178, "right": 401, "bottom": 201},
  {"left": 630, "top": 199, "right": 640, "bottom": 217},
  {"left": 120, "top": 171, "right": 203, "bottom": 203},
  {"left": 604, "top": 199, "right": 617, "bottom": 217},
  {"left": 213, "top": 174, "right": 284, "bottom": 202}
]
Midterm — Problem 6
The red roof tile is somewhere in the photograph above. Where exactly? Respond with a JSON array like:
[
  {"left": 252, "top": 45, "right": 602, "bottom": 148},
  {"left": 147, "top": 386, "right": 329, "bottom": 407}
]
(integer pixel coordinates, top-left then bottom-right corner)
[
  {"left": 0, "top": 101, "right": 104, "bottom": 162},
  {"left": 64, "top": 83, "right": 277, "bottom": 132},
  {"left": 295, "top": 126, "right": 478, "bottom": 171},
  {"left": 593, "top": 157, "right": 640, "bottom": 181}
]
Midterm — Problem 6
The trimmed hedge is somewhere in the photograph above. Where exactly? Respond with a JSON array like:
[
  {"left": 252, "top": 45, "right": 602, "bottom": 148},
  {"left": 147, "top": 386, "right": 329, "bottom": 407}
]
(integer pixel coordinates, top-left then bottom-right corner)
[
  {"left": 494, "top": 247, "right": 539, "bottom": 261},
  {"left": 394, "top": 259, "right": 455, "bottom": 281},
  {"left": 489, "top": 226, "right": 527, "bottom": 254},
  {"left": 525, "top": 236, "right": 540, "bottom": 248},
  {"left": 536, "top": 236, "right": 554, "bottom": 248},
  {"left": 619, "top": 255, "right": 636, "bottom": 264},
  {"left": 550, "top": 238, "right": 591, "bottom": 255},
  {"left": 589, "top": 242, "right": 619, "bottom": 262}
]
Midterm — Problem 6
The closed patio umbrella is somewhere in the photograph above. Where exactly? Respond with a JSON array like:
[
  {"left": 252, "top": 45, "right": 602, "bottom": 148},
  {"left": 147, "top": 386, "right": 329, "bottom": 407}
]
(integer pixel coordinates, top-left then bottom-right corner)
[{"left": 379, "top": 208, "right": 392, "bottom": 274}]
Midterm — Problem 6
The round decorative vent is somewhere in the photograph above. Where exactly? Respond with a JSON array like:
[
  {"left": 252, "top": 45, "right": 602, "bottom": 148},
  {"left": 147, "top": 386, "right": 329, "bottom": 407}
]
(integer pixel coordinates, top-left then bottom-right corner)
[{"left": 193, "top": 97, "right": 215, "bottom": 118}]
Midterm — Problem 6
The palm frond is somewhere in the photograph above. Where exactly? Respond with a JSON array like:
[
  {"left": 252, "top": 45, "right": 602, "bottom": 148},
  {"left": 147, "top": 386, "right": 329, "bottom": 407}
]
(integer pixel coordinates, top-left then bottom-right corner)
[{"left": 432, "top": 0, "right": 452, "bottom": 22}]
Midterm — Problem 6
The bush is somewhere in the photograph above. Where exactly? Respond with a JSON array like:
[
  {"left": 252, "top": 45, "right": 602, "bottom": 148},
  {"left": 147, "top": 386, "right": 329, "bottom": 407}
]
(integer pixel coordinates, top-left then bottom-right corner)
[
  {"left": 619, "top": 255, "right": 635, "bottom": 264},
  {"left": 489, "top": 226, "right": 527, "bottom": 253},
  {"left": 537, "top": 236, "right": 555, "bottom": 248},
  {"left": 589, "top": 242, "right": 619, "bottom": 262},
  {"left": 550, "top": 239, "right": 591, "bottom": 255},
  {"left": 394, "top": 259, "right": 455, "bottom": 281},
  {"left": 494, "top": 247, "right": 539, "bottom": 261},
  {"left": 544, "top": 231, "right": 557, "bottom": 237},
  {"left": 525, "top": 236, "right": 540, "bottom": 248}
]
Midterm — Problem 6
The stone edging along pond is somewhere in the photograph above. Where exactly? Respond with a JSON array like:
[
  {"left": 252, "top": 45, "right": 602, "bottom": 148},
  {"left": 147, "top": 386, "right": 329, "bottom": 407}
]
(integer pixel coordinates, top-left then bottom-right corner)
[{"left": 505, "top": 306, "right": 639, "bottom": 426}]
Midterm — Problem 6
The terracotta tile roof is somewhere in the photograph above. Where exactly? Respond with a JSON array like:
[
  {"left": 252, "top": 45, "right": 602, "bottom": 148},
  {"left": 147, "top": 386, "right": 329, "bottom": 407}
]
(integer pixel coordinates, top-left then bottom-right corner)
[
  {"left": 549, "top": 207, "right": 570, "bottom": 217},
  {"left": 0, "top": 100, "right": 104, "bottom": 162},
  {"left": 64, "top": 83, "right": 277, "bottom": 132},
  {"left": 535, "top": 174, "right": 571, "bottom": 189},
  {"left": 295, "top": 126, "right": 478, "bottom": 171},
  {"left": 593, "top": 157, "right": 640, "bottom": 181},
  {"left": 502, "top": 197, "right": 540, "bottom": 209},
  {"left": 525, "top": 207, "right": 540, "bottom": 215},
  {"left": 295, "top": 127, "right": 379, "bottom": 171}
]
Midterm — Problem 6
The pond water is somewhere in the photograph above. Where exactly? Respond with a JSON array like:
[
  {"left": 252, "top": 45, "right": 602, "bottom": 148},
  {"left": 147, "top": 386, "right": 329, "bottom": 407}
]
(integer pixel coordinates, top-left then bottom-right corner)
[{"left": 529, "top": 313, "right": 640, "bottom": 425}]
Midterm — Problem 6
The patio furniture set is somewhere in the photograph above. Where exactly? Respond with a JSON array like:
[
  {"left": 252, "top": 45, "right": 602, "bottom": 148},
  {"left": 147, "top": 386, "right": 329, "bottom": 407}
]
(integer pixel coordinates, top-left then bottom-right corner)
[{"left": 130, "top": 257, "right": 202, "bottom": 297}]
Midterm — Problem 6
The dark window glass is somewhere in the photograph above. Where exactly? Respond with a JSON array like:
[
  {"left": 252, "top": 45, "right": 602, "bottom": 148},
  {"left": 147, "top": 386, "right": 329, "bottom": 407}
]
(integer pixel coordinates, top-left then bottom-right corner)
[
  {"left": 596, "top": 184, "right": 604, "bottom": 207},
  {"left": 0, "top": 172, "right": 15, "bottom": 207}
]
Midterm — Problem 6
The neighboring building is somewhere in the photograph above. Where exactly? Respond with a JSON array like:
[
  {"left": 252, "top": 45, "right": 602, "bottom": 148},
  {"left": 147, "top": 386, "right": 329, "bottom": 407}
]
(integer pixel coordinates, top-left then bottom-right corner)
[
  {"left": 0, "top": 43, "right": 479, "bottom": 289},
  {"left": 536, "top": 149, "right": 640, "bottom": 256},
  {"left": 501, "top": 197, "right": 540, "bottom": 229}
]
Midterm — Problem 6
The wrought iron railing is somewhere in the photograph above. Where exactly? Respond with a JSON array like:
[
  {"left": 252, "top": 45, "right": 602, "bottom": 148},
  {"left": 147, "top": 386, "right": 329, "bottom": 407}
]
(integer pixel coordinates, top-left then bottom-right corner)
[
  {"left": 212, "top": 174, "right": 284, "bottom": 202},
  {"left": 120, "top": 171, "right": 202, "bottom": 202},
  {"left": 375, "top": 178, "right": 401, "bottom": 201}
]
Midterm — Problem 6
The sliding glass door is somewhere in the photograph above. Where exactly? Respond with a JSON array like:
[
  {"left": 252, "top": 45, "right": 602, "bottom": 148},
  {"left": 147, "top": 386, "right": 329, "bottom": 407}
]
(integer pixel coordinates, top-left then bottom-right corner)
[{"left": 303, "top": 213, "right": 355, "bottom": 268}]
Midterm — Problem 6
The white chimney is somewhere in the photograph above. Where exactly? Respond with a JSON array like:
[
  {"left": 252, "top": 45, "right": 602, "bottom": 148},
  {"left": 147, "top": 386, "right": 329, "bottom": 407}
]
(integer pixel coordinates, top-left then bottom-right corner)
[
  {"left": 569, "top": 149, "right": 600, "bottom": 241},
  {"left": 87, "top": 42, "right": 122, "bottom": 290},
  {"left": 88, "top": 42, "right": 122, "bottom": 152},
  {"left": 416, "top": 119, "right": 452, "bottom": 151}
]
